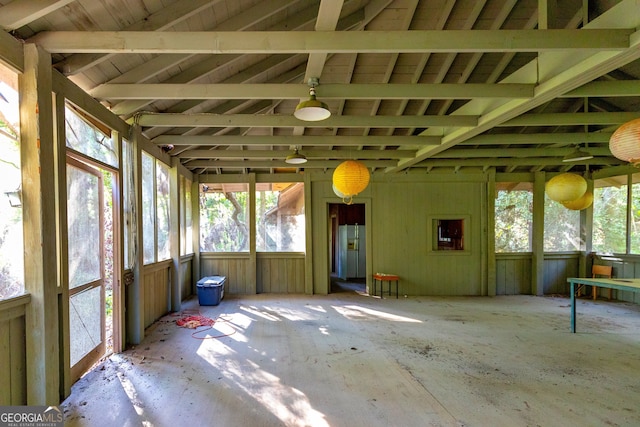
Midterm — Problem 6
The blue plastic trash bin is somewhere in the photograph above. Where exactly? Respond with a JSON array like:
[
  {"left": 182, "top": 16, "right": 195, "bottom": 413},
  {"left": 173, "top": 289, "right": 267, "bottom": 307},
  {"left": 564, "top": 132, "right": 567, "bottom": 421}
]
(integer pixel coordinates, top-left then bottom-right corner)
[{"left": 196, "top": 276, "right": 226, "bottom": 306}]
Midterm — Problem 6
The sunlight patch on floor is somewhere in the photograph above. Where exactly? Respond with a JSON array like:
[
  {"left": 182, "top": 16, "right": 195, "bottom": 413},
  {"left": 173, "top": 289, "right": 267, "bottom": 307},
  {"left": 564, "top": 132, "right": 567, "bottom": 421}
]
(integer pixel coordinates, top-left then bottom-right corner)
[
  {"left": 333, "top": 304, "right": 422, "bottom": 322},
  {"left": 197, "top": 338, "right": 329, "bottom": 427}
]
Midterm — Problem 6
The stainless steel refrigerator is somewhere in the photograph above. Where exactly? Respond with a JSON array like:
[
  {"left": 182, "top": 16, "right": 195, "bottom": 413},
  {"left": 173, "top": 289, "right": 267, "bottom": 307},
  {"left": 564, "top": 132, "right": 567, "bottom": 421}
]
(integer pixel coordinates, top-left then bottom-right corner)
[{"left": 337, "top": 224, "right": 366, "bottom": 279}]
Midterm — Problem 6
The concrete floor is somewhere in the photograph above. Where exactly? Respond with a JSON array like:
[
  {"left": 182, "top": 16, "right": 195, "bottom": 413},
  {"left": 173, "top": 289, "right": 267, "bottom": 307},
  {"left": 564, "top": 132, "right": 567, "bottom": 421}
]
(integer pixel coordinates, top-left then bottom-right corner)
[{"left": 61, "top": 291, "right": 640, "bottom": 427}]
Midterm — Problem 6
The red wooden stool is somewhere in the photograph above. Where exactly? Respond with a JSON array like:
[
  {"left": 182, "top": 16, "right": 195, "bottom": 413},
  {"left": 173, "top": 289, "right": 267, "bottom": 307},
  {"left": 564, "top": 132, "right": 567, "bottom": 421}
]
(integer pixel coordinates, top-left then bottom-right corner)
[{"left": 373, "top": 273, "right": 399, "bottom": 299}]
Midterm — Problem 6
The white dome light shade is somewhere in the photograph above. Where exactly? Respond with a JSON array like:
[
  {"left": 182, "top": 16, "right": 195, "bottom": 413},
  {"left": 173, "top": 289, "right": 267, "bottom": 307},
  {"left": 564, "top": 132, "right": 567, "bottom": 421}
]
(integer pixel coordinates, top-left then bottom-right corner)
[{"left": 294, "top": 87, "right": 331, "bottom": 121}]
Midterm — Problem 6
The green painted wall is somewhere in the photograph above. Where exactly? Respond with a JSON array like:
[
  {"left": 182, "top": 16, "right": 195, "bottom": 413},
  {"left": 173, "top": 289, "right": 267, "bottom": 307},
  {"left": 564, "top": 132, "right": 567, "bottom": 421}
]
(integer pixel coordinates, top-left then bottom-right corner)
[{"left": 311, "top": 172, "right": 487, "bottom": 296}]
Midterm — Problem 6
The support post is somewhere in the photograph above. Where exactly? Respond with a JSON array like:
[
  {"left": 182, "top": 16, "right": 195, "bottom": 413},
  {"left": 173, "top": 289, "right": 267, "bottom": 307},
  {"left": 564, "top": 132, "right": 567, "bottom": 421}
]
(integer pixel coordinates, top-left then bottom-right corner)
[
  {"left": 20, "top": 43, "right": 60, "bottom": 405},
  {"left": 169, "top": 158, "right": 181, "bottom": 311},
  {"left": 532, "top": 171, "right": 546, "bottom": 296}
]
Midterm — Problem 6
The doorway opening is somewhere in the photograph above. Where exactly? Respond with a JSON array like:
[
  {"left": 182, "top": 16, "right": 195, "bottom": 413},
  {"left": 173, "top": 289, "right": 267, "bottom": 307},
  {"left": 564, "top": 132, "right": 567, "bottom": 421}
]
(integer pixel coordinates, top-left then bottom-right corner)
[
  {"left": 329, "top": 203, "right": 366, "bottom": 294},
  {"left": 67, "top": 156, "right": 119, "bottom": 383}
]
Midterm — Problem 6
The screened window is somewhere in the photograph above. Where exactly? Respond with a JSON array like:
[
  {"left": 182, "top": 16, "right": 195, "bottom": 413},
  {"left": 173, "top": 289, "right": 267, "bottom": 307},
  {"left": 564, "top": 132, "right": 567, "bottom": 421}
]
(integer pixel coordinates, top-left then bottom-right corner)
[
  {"left": 141, "top": 152, "right": 172, "bottom": 264},
  {"left": 180, "top": 176, "right": 193, "bottom": 256},
  {"left": 200, "top": 183, "right": 249, "bottom": 252},
  {"left": 0, "top": 63, "right": 24, "bottom": 299},
  {"left": 256, "top": 183, "right": 305, "bottom": 252},
  {"left": 141, "top": 152, "right": 155, "bottom": 264},
  {"left": 122, "top": 139, "right": 135, "bottom": 269},
  {"left": 65, "top": 104, "right": 118, "bottom": 167},
  {"left": 544, "top": 194, "right": 581, "bottom": 251},
  {"left": 631, "top": 174, "right": 640, "bottom": 254},
  {"left": 495, "top": 186, "right": 533, "bottom": 252},
  {"left": 156, "top": 161, "right": 170, "bottom": 261},
  {"left": 593, "top": 177, "right": 627, "bottom": 254}
]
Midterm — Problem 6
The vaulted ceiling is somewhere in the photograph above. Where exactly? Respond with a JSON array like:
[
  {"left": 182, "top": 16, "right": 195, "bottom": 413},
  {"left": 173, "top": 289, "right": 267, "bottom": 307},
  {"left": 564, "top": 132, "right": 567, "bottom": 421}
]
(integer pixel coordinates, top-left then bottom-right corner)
[{"left": 2, "top": 0, "right": 639, "bottom": 176}]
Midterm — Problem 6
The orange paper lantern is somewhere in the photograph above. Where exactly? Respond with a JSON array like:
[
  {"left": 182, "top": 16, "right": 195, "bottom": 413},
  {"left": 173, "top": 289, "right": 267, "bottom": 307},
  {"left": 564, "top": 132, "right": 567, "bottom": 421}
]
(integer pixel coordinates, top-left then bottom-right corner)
[
  {"left": 561, "top": 191, "right": 593, "bottom": 210},
  {"left": 609, "top": 118, "right": 640, "bottom": 165},
  {"left": 332, "top": 160, "right": 370, "bottom": 197},
  {"left": 545, "top": 173, "right": 587, "bottom": 202}
]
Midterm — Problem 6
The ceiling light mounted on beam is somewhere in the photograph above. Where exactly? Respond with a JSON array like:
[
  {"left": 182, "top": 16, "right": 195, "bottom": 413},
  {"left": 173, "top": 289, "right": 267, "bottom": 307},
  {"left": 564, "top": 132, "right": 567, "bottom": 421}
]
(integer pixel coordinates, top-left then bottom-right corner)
[
  {"left": 294, "top": 77, "right": 331, "bottom": 122},
  {"left": 285, "top": 147, "right": 307, "bottom": 164},
  {"left": 562, "top": 145, "right": 593, "bottom": 162}
]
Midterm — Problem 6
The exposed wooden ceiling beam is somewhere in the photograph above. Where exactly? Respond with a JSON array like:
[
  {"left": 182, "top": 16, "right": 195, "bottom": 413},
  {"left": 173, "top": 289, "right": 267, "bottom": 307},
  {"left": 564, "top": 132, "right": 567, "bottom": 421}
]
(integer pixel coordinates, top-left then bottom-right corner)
[
  {"left": 184, "top": 159, "right": 396, "bottom": 168},
  {"left": 153, "top": 135, "right": 442, "bottom": 146},
  {"left": 91, "top": 79, "right": 638, "bottom": 101},
  {"left": 132, "top": 110, "right": 637, "bottom": 130},
  {"left": 134, "top": 113, "right": 479, "bottom": 128},
  {"left": 92, "top": 83, "right": 534, "bottom": 100},
  {"left": 413, "top": 157, "right": 624, "bottom": 167},
  {"left": 56, "top": 0, "right": 229, "bottom": 74},
  {"left": 459, "top": 132, "right": 613, "bottom": 145},
  {"left": 500, "top": 112, "right": 639, "bottom": 127},
  {"left": 29, "top": 29, "right": 632, "bottom": 54},
  {"left": 0, "top": 29, "right": 24, "bottom": 72},
  {"left": 0, "top": 0, "right": 75, "bottom": 31},
  {"left": 391, "top": 0, "right": 640, "bottom": 172},
  {"left": 177, "top": 149, "right": 417, "bottom": 159},
  {"left": 432, "top": 147, "right": 612, "bottom": 158}
]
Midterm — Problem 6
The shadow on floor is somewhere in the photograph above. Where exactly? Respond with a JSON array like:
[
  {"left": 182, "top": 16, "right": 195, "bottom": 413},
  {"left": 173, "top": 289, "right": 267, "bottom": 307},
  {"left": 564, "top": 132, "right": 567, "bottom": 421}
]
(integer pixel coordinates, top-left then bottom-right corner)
[{"left": 331, "top": 276, "right": 366, "bottom": 294}]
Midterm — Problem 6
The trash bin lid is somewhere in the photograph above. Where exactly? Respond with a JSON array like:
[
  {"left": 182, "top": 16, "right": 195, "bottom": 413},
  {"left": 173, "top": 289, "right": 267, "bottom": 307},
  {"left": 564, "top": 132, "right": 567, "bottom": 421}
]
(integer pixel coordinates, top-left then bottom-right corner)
[{"left": 197, "top": 276, "right": 226, "bottom": 286}]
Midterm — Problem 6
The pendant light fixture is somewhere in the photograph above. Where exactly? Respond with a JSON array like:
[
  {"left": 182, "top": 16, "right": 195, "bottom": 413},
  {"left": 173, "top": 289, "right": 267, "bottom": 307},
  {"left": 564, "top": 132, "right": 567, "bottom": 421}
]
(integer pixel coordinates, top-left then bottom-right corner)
[
  {"left": 545, "top": 173, "right": 587, "bottom": 203},
  {"left": 609, "top": 117, "right": 640, "bottom": 165},
  {"left": 285, "top": 147, "right": 307, "bottom": 164},
  {"left": 332, "top": 160, "right": 370, "bottom": 204},
  {"left": 294, "top": 77, "right": 331, "bottom": 121},
  {"left": 562, "top": 145, "right": 593, "bottom": 162}
]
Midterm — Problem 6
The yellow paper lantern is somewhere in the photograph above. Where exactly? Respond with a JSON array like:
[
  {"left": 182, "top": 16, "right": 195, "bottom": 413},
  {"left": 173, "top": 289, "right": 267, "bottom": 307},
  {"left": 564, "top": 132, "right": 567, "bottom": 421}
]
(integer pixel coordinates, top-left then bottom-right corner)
[
  {"left": 561, "top": 191, "right": 593, "bottom": 210},
  {"left": 609, "top": 118, "right": 640, "bottom": 165},
  {"left": 332, "top": 160, "right": 370, "bottom": 197},
  {"left": 546, "top": 173, "right": 587, "bottom": 202},
  {"left": 332, "top": 184, "right": 346, "bottom": 198}
]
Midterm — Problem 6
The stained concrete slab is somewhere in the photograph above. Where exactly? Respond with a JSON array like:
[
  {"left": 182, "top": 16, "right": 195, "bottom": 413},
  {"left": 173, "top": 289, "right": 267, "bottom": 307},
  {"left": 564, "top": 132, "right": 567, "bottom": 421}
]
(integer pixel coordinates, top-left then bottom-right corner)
[{"left": 61, "top": 293, "right": 640, "bottom": 426}]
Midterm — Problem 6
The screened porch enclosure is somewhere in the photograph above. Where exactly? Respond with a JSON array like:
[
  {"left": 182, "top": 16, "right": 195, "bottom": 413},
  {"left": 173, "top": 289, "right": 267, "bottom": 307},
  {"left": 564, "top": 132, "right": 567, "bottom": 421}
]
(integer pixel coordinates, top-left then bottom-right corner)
[{"left": 0, "top": 0, "right": 639, "bottom": 411}]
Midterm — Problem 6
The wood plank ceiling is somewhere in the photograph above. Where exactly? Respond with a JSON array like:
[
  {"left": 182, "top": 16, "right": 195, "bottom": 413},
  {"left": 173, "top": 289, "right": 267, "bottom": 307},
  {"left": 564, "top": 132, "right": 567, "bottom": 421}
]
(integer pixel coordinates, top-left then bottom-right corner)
[{"left": 2, "top": 0, "right": 639, "bottom": 176}]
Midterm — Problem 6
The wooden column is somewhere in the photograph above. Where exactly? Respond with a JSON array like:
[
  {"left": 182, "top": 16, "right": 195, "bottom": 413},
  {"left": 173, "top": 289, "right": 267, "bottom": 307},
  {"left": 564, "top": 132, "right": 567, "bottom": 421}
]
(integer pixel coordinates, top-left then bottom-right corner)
[
  {"left": 191, "top": 175, "right": 200, "bottom": 290},
  {"left": 169, "top": 158, "right": 181, "bottom": 311},
  {"left": 248, "top": 174, "right": 257, "bottom": 294},
  {"left": 579, "top": 175, "right": 594, "bottom": 278},
  {"left": 304, "top": 172, "right": 313, "bottom": 295},
  {"left": 52, "top": 92, "right": 71, "bottom": 400},
  {"left": 127, "top": 126, "right": 144, "bottom": 345},
  {"left": 486, "top": 168, "right": 497, "bottom": 296},
  {"left": 19, "top": 44, "right": 60, "bottom": 405},
  {"left": 532, "top": 171, "right": 546, "bottom": 296}
]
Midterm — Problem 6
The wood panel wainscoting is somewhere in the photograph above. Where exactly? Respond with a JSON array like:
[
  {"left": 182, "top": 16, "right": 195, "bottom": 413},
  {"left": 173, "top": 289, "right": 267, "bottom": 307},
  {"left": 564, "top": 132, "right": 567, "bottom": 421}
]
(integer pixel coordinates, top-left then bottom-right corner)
[
  {"left": 0, "top": 293, "right": 29, "bottom": 405},
  {"left": 142, "top": 261, "right": 171, "bottom": 328},
  {"left": 257, "top": 253, "right": 305, "bottom": 294}
]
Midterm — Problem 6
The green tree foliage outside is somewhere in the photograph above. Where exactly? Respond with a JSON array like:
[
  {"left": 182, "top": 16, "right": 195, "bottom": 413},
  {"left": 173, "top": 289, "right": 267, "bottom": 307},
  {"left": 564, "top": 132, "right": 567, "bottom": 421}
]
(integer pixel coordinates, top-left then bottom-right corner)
[
  {"left": 593, "top": 185, "right": 627, "bottom": 254},
  {"left": 495, "top": 190, "right": 533, "bottom": 252},
  {"left": 0, "top": 74, "right": 24, "bottom": 299},
  {"left": 544, "top": 194, "right": 581, "bottom": 251},
  {"left": 200, "top": 191, "right": 249, "bottom": 252}
]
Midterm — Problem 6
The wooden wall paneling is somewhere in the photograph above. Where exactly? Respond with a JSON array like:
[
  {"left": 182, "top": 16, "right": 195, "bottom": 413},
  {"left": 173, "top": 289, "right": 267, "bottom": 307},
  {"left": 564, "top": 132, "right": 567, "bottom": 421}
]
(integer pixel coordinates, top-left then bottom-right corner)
[
  {"left": 0, "top": 309, "right": 26, "bottom": 405},
  {"left": 273, "top": 258, "right": 285, "bottom": 293},
  {"left": 180, "top": 259, "right": 193, "bottom": 300},
  {"left": 496, "top": 255, "right": 533, "bottom": 295},
  {"left": 518, "top": 257, "right": 532, "bottom": 294},
  {"left": 505, "top": 258, "right": 516, "bottom": 295},
  {"left": 0, "top": 318, "right": 10, "bottom": 405},
  {"left": 10, "top": 316, "right": 26, "bottom": 404},
  {"left": 142, "top": 265, "right": 170, "bottom": 328},
  {"left": 496, "top": 258, "right": 506, "bottom": 295},
  {"left": 256, "top": 258, "right": 263, "bottom": 293},
  {"left": 261, "top": 258, "right": 271, "bottom": 293}
]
